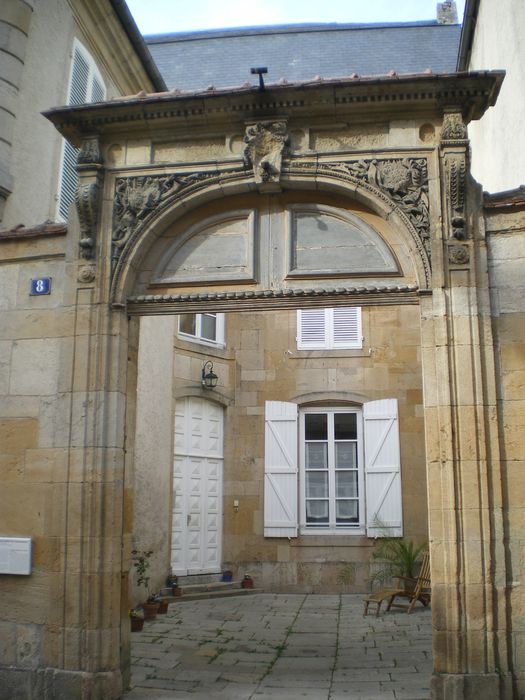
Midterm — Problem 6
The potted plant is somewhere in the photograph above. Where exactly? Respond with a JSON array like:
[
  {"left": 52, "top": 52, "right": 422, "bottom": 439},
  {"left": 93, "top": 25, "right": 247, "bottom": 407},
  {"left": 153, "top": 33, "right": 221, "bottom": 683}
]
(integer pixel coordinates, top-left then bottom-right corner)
[
  {"left": 150, "top": 592, "right": 169, "bottom": 614},
  {"left": 241, "top": 574, "right": 253, "bottom": 589},
  {"left": 129, "top": 607, "right": 144, "bottom": 632},
  {"left": 131, "top": 549, "right": 159, "bottom": 620},
  {"left": 166, "top": 572, "right": 181, "bottom": 596},
  {"left": 369, "top": 536, "right": 427, "bottom": 590}
]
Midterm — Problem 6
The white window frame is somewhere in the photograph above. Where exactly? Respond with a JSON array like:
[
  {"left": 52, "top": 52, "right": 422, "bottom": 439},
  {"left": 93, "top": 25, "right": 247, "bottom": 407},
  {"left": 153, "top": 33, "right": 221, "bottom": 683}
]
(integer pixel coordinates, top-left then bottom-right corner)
[
  {"left": 299, "top": 406, "right": 365, "bottom": 535},
  {"left": 178, "top": 312, "right": 225, "bottom": 348},
  {"left": 297, "top": 307, "right": 362, "bottom": 350},
  {"left": 56, "top": 39, "right": 106, "bottom": 221}
]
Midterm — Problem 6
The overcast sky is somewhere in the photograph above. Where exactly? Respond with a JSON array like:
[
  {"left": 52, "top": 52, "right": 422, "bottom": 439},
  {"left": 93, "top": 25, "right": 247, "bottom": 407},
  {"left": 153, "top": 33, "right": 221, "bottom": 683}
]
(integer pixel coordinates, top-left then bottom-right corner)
[{"left": 127, "top": 0, "right": 466, "bottom": 35}]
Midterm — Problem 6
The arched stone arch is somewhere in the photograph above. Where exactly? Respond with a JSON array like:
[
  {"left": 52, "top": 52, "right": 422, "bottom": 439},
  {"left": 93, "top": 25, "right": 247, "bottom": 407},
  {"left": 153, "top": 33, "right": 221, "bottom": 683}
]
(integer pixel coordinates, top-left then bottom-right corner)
[{"left": 110, "top": 161, "right": 431, "bottom": 306}]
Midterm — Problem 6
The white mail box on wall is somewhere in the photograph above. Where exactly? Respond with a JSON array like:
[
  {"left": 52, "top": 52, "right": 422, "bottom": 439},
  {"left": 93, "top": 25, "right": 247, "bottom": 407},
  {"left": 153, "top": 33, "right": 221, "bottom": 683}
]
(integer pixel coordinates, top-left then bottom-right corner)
[{"left": 0, "top": 537, "right": 32, "bottom": 575}]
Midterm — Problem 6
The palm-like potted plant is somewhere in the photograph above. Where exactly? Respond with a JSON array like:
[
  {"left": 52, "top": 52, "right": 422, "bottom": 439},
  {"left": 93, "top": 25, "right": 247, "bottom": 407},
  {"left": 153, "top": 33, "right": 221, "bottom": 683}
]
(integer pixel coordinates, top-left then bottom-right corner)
[{"left": 369, "top": 537, "right": 427, "bottom": 590}]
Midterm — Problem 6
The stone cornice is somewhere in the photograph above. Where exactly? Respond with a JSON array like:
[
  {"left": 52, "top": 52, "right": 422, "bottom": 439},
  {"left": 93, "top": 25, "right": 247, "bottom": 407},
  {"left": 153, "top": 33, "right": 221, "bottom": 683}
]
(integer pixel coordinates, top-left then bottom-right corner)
[
  {"left": 125, "top": 284, "right": 420, "bottom": 314},
  {"left": 44, "top": 71, "right": 504, "bottom": 143}
]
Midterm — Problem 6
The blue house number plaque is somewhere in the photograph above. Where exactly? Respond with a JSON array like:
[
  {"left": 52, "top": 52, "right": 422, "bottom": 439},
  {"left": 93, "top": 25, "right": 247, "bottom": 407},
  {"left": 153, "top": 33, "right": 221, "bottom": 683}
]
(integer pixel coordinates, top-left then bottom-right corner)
[{"left": 30, "top": 277, "right": 52, "bottom": 295}]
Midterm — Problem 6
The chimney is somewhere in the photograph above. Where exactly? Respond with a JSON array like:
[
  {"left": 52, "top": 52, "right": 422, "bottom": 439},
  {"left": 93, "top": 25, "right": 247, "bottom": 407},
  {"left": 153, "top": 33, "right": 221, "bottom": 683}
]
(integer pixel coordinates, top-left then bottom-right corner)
[{"left": 437, "top": 1, "right": 458, "bottom": 24}]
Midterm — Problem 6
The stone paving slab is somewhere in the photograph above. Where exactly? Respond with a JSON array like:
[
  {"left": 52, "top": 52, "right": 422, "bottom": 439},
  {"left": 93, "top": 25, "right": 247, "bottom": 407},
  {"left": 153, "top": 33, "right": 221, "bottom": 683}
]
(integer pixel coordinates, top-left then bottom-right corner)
[{"left": 125, "top": 593, "right": 432, "bottom": 699}]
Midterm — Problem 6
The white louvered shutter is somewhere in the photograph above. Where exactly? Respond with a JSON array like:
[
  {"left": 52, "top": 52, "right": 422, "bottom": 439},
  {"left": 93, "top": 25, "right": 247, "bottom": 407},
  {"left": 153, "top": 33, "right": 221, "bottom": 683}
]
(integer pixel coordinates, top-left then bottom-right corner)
[
  {"left": 297, "top": 309, "right": 327, "bottom": 349},
  {"left": 364, "top": 399, "right": 403, "bottom": 537},
  {"left": 264, "top": 401, "right": 298, "bottom": 537},
  {"left": 57, "top": 43, "right": 106, "bottom": 220},
  {"left": 332, "top": 307, "right": 362, "bottom": 348}
]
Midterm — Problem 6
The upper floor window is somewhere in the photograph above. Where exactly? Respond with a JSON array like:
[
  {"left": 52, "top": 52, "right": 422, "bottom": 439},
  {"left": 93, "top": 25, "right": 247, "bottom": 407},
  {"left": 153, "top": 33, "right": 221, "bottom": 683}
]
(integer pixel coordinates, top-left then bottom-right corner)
[
  {"left": 178, "top": 313, "right": 225, "bottom": 347},
  {"left": 297, "top": 307, "right": 362, "bottom": 350},
  {"left": 57, "top": 40, "right": 106, "bottom": 220}
]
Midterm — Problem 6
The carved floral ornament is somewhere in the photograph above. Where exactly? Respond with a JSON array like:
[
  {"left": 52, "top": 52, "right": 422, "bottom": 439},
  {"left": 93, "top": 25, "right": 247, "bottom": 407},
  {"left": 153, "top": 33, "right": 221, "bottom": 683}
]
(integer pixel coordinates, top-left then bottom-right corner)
[
  {"left": 110, "top": 156, "right": 431, "bottom": 298},
  {"left": 448, "top": 244, "right": 470, "bottom": 266}
]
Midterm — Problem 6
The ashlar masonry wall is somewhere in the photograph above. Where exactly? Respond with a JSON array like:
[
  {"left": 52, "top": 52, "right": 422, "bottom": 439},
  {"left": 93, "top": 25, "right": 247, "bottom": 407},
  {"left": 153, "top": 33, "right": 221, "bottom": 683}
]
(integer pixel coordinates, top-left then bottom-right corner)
[{"left": 168, "top": 305, "right": 427, "bottom": 592}]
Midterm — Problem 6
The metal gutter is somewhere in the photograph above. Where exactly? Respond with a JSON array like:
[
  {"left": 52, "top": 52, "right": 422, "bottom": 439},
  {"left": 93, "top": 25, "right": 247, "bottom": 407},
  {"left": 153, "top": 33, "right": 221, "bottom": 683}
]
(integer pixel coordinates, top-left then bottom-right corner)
[
  {"left": 110, "top": 0, "right": 167, "bottom": 92},
  {"left": 457, "top": 0, "right": 481, "bottom": 70}
]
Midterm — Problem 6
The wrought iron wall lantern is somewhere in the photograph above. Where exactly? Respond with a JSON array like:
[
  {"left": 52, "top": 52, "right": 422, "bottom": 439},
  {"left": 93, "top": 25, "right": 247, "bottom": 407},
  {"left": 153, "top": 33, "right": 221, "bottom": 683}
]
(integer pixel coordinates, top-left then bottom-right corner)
[{"left": 201, "top": 361, "right": 218, "bottom": 389}]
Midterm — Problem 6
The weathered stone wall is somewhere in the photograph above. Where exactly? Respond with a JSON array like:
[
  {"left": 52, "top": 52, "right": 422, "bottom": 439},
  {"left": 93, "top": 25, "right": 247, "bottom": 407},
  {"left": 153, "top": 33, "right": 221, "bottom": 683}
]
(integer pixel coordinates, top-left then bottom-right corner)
[
  {"left": 486, "top": 206, "right": 525, "bottom": 696},
  {"left": 170, "top": 305, "right": 426, "bottom": 592},
  {"left": 0, "top": 230, "right": 73, "bottom": 692}
]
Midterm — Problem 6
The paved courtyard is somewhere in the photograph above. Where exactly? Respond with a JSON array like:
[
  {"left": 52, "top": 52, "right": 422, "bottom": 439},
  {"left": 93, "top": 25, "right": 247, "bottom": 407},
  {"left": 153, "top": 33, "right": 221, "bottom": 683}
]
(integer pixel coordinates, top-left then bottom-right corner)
[{"left": 125, "top": 593, "right": 432, "bottom": 700}]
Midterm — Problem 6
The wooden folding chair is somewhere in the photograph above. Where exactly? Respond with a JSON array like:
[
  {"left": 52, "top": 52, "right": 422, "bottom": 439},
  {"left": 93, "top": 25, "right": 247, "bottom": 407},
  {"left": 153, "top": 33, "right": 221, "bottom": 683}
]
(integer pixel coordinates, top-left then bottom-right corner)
[{"left": 363, "top": 552, "right": 431, "bottom": 615}]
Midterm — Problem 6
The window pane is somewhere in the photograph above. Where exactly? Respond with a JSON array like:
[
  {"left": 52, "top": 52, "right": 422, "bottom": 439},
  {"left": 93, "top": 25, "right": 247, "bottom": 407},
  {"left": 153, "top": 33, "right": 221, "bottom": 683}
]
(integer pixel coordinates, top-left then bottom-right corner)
[
  {"left": 335, "top": 443, "right": 357, "bottom": 469},
  {"left": 336, "top": 500, "right": 359, "bottom": 524},
  {"left": 179, "top": 314, "right": 196, "bottom": 336},
  {"left": 306, "top": 472, "right": 328, "bottom": 498},
  {"left": 306, "top": 443, "right": 327, "bottom": 469},
  {"left": 305, "top": 413, "right": 327, "bottom": 440},
  {"left": 334, "top": 413, "right": 357, "bottom": 440},
  {"left": 306, "top": 500, "right": 329, "bottom": 524},
  {"left": 336, "top": 471, "right": 358, "bottom": 498},
  {"left": 200, "top": 313, "right": 217, "bottom": 341}
]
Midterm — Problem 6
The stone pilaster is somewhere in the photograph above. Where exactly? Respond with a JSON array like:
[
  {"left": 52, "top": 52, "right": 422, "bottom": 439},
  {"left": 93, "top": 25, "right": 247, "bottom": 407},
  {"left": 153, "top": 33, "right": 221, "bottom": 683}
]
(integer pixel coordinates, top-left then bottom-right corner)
[{"left": 424, "top": 115, "right": 512, "bottom": 699}]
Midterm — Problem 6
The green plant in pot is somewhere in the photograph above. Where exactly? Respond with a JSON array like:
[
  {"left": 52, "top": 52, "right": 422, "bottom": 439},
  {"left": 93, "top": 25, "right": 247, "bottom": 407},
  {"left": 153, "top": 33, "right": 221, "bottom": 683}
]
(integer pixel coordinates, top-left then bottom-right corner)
[
  {"left": 131, "top": 549, "right": 158, "bottom": 620},
  {"left": 369, "top": 536, "right": 427, "bottom": 590}
]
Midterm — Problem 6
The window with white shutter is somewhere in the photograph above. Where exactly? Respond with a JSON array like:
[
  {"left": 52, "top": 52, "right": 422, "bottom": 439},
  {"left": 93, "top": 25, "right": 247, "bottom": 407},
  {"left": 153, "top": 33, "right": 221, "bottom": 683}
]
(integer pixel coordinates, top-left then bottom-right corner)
[
  {"left": 265, "top": 399, "right": 402, "bottom": 538},
  {"left": 297, "top": 308, "right": 362, "bottom": 349},
  {"left": 57, "top": 40, "right": 106, "bottom": 220}
]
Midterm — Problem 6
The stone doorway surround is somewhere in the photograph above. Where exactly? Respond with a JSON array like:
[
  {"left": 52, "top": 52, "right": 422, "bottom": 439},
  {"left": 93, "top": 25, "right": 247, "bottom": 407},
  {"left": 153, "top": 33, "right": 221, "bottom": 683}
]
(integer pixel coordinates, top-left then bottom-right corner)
[{"left": 0, "top": 69, "right": 514, "bottom": 699}]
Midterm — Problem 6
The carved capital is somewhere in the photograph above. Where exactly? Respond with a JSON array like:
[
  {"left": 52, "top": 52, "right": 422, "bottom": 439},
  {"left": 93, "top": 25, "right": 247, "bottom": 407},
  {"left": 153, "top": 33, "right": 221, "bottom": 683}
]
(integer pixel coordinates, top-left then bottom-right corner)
[
  {"left": 243, "top": 121, "right": 289, "bottom": 188},
  {"left": 77, "top": 136, "right": 103, "bottom": 166},
  {"left": 441, "top": 112, "right": 468, "bottom": 142}
]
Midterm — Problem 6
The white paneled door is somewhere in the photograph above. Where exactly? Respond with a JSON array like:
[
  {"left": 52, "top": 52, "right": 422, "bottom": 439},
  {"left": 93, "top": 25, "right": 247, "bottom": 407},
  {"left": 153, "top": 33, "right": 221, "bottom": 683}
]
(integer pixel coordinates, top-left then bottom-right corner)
[{"left": 171, "top": 397, "right": 223, "bottom": 574}]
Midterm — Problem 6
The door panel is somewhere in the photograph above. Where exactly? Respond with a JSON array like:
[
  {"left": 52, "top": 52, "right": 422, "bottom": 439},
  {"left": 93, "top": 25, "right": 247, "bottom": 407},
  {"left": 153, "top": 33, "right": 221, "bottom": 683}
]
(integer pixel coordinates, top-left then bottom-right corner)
[{"left": 171, "top": 398, "right": 224, "bottom": 574}]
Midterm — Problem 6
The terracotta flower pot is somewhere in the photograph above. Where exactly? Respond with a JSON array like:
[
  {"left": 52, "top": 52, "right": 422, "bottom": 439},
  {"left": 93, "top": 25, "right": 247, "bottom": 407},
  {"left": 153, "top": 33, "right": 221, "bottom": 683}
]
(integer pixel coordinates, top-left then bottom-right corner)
[
  {"left": 241, "top": 576, "right": 253, "bottom": 589},
  {"left": 142, "top": 601, "right": 159, "bottom": 620},
  {"left": 157, "top": 599, "right": 169, "bottom": 614},
  {"left": 131, "top": 616, "right": 144, "bottom": 632}
]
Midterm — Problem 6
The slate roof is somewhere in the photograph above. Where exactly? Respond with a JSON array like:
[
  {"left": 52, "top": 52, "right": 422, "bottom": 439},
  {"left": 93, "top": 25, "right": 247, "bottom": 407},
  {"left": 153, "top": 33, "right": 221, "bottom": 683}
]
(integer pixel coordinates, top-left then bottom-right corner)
[{"left": 146, "top": 22, "right": 462, "bottom": 92}]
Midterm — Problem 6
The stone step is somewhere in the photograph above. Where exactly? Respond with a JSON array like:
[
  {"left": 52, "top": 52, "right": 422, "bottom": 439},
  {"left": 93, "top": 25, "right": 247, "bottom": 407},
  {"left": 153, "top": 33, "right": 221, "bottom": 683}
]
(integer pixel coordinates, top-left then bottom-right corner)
[
  {"left": 164, "top": 587, "right": 260, "bottom": 603},
  {"left": 175, "top": 572, "right": 225, "bottom": 586},
  {"left": 161, "top": 579, "right": 246, "bottom": 596}
]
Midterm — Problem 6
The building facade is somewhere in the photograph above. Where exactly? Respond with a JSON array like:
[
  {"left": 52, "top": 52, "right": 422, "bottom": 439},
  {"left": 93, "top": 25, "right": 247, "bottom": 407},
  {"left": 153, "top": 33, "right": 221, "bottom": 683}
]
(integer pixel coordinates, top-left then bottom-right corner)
[{"left": 0, "top": 2, "right": 524, "bottom": 699}]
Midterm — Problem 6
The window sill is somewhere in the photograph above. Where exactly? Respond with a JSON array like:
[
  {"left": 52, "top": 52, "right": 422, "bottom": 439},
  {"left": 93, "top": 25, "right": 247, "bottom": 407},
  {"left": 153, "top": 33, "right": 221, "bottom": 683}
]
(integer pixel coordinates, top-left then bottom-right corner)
[{"left": 293, "top": 533, "right": 373, "bottom": 547}]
